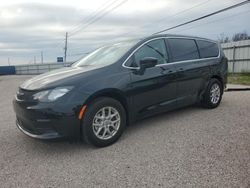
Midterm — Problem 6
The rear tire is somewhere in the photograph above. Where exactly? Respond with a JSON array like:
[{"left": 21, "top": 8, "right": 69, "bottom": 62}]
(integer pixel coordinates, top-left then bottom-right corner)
[
  {"left": 82, "top": 97, "right": 126, "bottom": 147},
  {"left": 202, "top": 78, "right": 223, "bottom": 109}
]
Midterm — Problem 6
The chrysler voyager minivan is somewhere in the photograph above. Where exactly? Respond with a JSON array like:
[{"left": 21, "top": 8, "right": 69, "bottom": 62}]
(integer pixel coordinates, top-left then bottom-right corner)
[{"left": 13, "top": 34, "right": 228, "bottom": 147}]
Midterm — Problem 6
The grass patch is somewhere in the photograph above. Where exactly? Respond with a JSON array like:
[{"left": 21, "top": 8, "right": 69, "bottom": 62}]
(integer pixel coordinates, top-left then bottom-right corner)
[{"left": 228, "top": 73, "right": 250, "bottom": 85}]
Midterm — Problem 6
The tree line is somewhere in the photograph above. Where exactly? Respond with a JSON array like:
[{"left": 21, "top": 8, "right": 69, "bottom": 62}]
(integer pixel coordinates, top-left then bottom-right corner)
[{"left": 218, "top": 31, "right": 250, "bottom": 43}]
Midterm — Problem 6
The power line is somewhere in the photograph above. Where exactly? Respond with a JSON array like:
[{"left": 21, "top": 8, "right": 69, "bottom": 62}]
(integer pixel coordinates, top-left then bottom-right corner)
[
  {"left": 39, "top": 2, "right": 116, "bottom": 56},
  {"left": 68, "top": 1, "right": 114, "bottom": 31},
  {"left": 150, "top": 0, "right": 213, "bottom": 25},
  {"left": 69, "top": 3, "right": 250, "bottom": 58},
  {"left": 175, "top": 9, "right": 250, "bottom": 34},
  {"left": 68, "top": 0, "right": 119, "bottom": 36},
  {"left": 47, "top": 0, "right": 250, "bottom": 62},
  {"left": 65, "top": 0, "right": 128, "bottom": 61},
  {"left": 55, "top": 0, "right": 209, "bottom": 58},
  {"left": 68, "top": 0, "right": 129, "bottom": 37},
  {"left": 152, "top": 0, "right": 250, "bottom": 35},
  {"left": 50, "top": 1, "right": 120, "bottom": 54},
  {"left": 47, "top": 0, "right": 212, "bottom": 51},
  {"left": 69, "top": 0, "right": 213, "bottom": 45}
]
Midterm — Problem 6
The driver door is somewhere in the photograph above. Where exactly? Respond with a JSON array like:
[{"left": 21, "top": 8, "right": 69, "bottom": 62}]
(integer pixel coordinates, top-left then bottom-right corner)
[{"left": 128, "top": 39, "right": 177, "bottom": 118}]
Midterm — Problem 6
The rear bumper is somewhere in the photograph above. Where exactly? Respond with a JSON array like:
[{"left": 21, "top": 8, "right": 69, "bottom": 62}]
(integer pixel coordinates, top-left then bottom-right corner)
[{"left": 13, "top": 98, "right": 81, "bottom": 140}]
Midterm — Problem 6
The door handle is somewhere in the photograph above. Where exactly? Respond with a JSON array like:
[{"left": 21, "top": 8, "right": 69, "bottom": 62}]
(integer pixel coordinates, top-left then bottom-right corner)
[
  {"left": 160, "top": 66, "right": 175, "bottom": 74},
  {"left": 178, "top": 68, "right": 184, "bottom": 71},
  {"left": 162, "top": 69, "right": 174, "bottom": 74}
]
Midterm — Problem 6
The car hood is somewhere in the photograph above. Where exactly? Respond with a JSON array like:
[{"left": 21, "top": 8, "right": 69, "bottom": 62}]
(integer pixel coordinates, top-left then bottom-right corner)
[{"left": 20, "top": 65, "right": 102, "bottom": 90}]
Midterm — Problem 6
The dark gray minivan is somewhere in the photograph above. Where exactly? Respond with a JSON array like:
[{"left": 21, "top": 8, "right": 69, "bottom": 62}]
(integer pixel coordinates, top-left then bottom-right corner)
[{"left": 14, "top": 34, "right": 228, "bottom": 147}]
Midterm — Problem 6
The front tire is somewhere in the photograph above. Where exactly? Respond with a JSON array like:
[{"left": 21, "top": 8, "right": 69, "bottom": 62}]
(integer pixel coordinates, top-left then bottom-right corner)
[
  {"left": 82, "top": 97, "right": 126, "bottom": 147},
  {"left": 202, "top": 78, "right": 223, "bottom": 109}
]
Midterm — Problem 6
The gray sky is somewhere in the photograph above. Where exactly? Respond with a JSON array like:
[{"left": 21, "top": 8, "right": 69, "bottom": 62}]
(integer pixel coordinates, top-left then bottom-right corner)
[{"left": 1, "top": 0, "right": 250, "bottom": 65}]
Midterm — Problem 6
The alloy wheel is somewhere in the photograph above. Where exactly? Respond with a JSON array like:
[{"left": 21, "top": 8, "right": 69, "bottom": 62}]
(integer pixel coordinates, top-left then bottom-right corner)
[
  {"left": 92, "top": 106, "right": 121, "bottom": 140},
  {"left": 210, "top": 83, "right": 221, "bottom": 104}
]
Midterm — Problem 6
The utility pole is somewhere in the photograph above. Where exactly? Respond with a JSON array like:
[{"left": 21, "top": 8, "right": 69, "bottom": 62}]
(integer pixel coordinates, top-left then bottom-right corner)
[
  {"left": 64, "top": 32, "right": 68, "bottom": 63},
  {"left": 41, "top": 51, "right": 44, "bottom": 64},
  {"left": 34, "top": 56, "right": 36, "bottom": 64}
]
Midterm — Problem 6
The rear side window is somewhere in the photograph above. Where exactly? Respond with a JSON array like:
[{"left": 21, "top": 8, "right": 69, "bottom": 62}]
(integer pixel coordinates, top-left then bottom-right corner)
[
  {"left": 196, "top": 40, "right": 219, "bottom": 58},
  {"left": 168, "top": 38, "right": 199, "bottom": 62}
]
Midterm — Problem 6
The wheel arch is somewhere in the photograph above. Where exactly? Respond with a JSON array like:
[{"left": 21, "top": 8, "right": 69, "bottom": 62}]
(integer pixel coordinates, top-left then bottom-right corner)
[
  {"left": 84, "top": 88, "right": 130, "bottom": 125},
  {"left": 199, "top": 74, "right": 224, "bottom": 101},
  {"left": 210, "top": 75, "right": 224, "bottom": 92}
]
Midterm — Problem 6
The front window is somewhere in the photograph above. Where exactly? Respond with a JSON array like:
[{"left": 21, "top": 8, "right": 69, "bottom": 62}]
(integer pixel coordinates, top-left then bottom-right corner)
[
  {"left": 73, "top": 40, "right": 139, "bottom": 67},
  {"left": 125, "top": 39, "right": 168, "bottom": 68}
]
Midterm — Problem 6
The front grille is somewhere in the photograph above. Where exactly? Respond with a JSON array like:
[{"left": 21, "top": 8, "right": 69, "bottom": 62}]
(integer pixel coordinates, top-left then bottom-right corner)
[{"left": 16, "top": 88, "right": 35, "bottom": 101}]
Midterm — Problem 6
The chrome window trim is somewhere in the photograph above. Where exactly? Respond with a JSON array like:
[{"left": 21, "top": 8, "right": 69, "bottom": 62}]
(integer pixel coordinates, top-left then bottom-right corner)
[{"left": 122, "top": 36, "right": 220, "bottom": 70}]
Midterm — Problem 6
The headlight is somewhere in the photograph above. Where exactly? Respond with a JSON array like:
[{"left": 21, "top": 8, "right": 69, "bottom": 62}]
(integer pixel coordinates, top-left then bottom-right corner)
[{"left": 33, "top": 86, "right": 73, "bottom": 102}]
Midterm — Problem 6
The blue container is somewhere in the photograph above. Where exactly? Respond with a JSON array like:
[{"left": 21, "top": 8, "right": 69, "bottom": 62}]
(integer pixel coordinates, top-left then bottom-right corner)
[{"left": 0, "top": 66, "right": 16, "bottom": 75}]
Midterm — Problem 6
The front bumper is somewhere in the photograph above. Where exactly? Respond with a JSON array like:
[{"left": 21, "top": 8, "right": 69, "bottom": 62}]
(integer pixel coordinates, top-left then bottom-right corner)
[
  {"left": 16, "top": 119, "right": 61, "bottom": 139},
  {"left": 13, "top": 97, "right": 82, "bottom": 140}
]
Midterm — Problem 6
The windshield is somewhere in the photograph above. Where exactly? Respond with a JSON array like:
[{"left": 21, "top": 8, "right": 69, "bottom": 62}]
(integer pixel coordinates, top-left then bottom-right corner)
[{"left": 72, "top": 40, "right": 139, "bottom": 67}]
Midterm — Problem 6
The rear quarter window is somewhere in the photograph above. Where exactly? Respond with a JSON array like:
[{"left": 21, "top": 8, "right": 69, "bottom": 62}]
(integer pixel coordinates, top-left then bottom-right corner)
[
  {"left": 168, "top": 38, "right": 199, "bottom": 62},
  {"left": 196, "top": 40, "right": 219, "bottom": 58}
]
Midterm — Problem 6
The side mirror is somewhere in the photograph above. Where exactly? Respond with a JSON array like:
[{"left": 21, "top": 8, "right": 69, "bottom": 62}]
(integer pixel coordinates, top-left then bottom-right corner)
[{"left": 139, "top": 57, "right": 158, "bottom": 71}]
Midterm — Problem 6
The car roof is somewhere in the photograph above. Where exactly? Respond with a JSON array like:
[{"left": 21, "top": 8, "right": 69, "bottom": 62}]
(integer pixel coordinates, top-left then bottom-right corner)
[{"left": 141, "top": 34, "right": 218, "bottom": 43}]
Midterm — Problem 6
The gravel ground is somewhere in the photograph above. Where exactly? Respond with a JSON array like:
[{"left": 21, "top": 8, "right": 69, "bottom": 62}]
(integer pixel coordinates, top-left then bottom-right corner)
[{"left": 0, "top": 75, "right": 250, "bottom": 188}]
